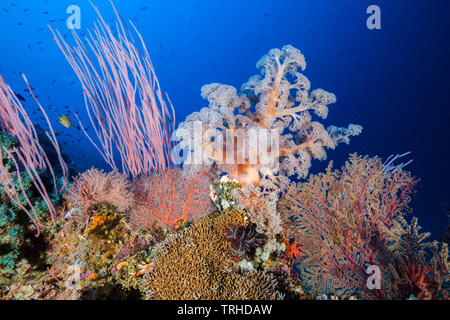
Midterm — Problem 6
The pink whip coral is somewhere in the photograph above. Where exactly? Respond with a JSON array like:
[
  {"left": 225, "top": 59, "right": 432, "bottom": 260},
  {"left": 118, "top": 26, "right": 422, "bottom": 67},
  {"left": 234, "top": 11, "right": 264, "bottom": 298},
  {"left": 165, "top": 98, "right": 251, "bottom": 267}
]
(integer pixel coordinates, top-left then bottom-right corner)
[
  {"left": 129, "top": 167, "right": 214, "bottom": 230},
  {"left": 50, "top": 0, "right": 174, "bottom": 178},
  {"left": 0, "top": 74, "right": 68, "bottom": 235},
  {"left": 65, "top": 168, "right": 133, "bottom": 225},
  {"left": 176, "top": 45, "right": 362, "bottom": 188},
  {"left": 279, "top": 153, "right": 418, "bottom": 299}
]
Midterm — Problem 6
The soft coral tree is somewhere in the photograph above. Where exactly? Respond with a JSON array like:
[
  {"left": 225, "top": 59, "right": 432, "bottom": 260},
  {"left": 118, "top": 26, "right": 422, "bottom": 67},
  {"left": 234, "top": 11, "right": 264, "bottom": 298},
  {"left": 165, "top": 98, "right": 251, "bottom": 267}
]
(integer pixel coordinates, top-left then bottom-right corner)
[
  {"left": 176, "top": 45, "right": 362, "bottom": 189},
  {"left": 279, "top": 153, "right": 419, "bottom": 299}
]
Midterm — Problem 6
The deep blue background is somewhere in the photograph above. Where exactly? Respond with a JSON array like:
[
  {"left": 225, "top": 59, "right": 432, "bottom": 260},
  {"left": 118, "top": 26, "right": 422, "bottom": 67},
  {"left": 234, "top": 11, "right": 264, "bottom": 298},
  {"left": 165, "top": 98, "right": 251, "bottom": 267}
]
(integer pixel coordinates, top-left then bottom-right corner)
[{"left": 0, "top": 0, "right": 449, "bottom": 239}]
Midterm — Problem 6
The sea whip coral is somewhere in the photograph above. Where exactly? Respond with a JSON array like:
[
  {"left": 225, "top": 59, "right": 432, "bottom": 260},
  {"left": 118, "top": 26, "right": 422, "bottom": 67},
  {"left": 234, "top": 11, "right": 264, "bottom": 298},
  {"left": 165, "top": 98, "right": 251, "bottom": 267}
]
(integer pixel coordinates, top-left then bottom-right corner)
[
  {"left": 51, "top": 0, "right": 174, "bottom": 178},
  {"left": 0, "top": 74, "right": 68, "bottom": 235},
  {"left": 176, "top": 45, "right": 362, "bottom": 188}
]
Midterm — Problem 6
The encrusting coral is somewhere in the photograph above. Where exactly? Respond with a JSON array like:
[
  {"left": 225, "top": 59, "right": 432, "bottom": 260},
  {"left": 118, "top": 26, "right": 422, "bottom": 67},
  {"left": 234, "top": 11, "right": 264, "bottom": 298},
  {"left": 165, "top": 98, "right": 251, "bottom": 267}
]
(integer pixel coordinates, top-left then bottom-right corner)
[
  {"left": 31, "top": 204, "right": 149, "bottom": 300},
  {"left": 176, "top": 45, "right": 362, "bottom": 189}
]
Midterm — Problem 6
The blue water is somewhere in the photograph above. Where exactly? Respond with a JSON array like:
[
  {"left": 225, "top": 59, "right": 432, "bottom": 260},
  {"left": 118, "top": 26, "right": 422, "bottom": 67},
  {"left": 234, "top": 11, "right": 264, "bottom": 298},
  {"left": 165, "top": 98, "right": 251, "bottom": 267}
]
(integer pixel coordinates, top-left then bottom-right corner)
[{"left": 0, "top": 0, "right": 448, "bottom": 239}]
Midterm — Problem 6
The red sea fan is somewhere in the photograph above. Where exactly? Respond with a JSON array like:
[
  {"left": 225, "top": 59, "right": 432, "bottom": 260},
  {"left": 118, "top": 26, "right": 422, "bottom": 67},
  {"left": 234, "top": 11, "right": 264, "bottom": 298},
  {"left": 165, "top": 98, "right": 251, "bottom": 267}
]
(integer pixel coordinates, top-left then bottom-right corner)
[
  {"left": 65, "top": 168, "right": 133, "bottom": 218},
  {"left": 129, "top": 167, "right": 214, "bottom": 230},
  {"left": 279, "top": 153, "right": 418, "bottom": 299}
]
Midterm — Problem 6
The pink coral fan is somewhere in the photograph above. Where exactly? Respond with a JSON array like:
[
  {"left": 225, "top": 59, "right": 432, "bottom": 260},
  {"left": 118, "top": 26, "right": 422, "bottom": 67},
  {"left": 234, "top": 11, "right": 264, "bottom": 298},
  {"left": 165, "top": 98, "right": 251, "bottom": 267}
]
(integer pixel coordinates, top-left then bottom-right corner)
[
  {"left": 128, "top": 167, "right": 214, "bottom": 230},
  {"left": 65, "top": 168, "right": 133, "bottom": 220},
  {"left": 279, "top": 153, "right": 419, "bottom": 299},
  {"left": 175, "top": 45, "right": 362, "bottom": 188}
]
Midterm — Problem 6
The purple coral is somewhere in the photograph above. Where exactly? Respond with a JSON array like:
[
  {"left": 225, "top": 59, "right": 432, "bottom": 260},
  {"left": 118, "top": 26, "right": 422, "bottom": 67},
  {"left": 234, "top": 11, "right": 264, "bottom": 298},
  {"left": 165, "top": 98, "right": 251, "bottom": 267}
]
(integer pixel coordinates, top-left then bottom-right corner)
[
  {"left": 111, "top": 237, "right": 152, "bottom": 274},
  {"left": 226, "top": 224, "right": 264, "bottom": 258}
]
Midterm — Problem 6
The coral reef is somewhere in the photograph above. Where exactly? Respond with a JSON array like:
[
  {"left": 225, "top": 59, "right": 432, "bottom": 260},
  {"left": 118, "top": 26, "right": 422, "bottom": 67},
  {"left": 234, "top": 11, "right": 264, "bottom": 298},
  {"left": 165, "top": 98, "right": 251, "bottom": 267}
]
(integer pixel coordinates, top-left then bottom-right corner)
[
  {"left": 0, "top": 6, "right": 445, "bottom": 300},
  {"left": 28, "top": 204, "right": 148, "bottom": 300}
]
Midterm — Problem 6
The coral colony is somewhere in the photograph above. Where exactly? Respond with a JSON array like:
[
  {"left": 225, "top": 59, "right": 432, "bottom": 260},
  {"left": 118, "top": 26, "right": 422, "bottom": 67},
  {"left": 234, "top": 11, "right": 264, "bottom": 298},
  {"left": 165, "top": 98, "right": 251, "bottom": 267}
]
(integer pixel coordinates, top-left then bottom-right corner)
[{"left": 0, "top": 1, "right": 448, "bottom": 301}]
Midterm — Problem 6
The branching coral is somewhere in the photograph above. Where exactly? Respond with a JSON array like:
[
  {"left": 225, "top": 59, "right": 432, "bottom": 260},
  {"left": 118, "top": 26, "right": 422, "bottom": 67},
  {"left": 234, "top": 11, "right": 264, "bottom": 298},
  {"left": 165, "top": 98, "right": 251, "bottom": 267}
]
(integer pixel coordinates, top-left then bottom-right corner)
[
  {"left": 279, "top": 153, "right": 419, "bottom": 299},
  {"left": 128, "top": 167, "right": 214, "bottom": 230},
  {"left": 65, "top": 168, "right": 133, "bottom": 229},
  {"left": 142, "top": 209, "right": 283, "bottom": 299},
  {"left": 176, "top": 45, "right": 362, "bottom": 188}
]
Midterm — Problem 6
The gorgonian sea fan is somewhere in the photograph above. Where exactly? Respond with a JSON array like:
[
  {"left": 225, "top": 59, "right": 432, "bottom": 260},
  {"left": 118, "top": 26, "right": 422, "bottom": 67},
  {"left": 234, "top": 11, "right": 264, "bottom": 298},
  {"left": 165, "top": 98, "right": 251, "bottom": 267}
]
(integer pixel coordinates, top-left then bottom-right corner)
[
  {"left": 279, "top": 153, "right": 419, "bottom": 299},
  {"left": 128, "top": 167, "right": 214, "bottom": 230},
  {"left": 65, "top": 168, "right": 133, "bottom": 220}
]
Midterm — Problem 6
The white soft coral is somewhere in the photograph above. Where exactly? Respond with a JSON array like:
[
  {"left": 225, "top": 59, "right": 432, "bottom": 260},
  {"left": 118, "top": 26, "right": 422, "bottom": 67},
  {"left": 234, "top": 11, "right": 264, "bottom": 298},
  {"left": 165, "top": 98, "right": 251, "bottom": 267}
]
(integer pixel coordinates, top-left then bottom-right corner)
[{"left": 176, "top": 45, "right": 362, "bottom": 189}]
